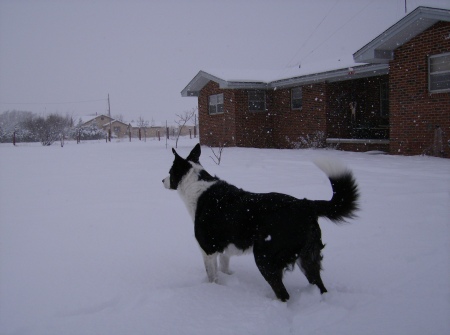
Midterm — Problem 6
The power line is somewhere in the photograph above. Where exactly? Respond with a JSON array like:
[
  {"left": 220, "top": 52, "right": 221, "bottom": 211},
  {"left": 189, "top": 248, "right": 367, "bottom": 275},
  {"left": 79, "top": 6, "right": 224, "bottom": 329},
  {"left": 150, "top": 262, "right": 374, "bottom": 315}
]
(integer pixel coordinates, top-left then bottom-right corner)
[
  {"left": 297, "top": 0, "right": 374, "bottom": 65},
  {"left": 0, "top": 98, "right": 107, "bottom": 105},
  {"left": 284, "top": 0, "right": 340, "bottom": 69},
  {"left": 278, "top": 0, "right": 375, "bottom": 80}
]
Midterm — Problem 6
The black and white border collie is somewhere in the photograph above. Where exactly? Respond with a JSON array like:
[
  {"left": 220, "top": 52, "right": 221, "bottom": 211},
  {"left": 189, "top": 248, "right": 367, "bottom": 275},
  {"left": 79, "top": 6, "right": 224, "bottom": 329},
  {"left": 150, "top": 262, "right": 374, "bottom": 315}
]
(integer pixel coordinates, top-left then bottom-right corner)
[{"left": 163, "top": 144, "right": 359, "bottom": 302}]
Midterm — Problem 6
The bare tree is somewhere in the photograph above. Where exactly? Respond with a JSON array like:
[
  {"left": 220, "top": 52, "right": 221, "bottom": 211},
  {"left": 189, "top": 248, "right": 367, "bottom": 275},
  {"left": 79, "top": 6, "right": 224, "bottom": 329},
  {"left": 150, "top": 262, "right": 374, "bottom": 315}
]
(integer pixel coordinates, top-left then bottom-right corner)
[
  {"left": 174, "top": 107, "right": 196, "bottom": 148},
  {"left": 209, "top": 143, "right": 225, "bottom": 165},
  {"left": 22, "top": 113, "right": 72, "bottom": 146}
]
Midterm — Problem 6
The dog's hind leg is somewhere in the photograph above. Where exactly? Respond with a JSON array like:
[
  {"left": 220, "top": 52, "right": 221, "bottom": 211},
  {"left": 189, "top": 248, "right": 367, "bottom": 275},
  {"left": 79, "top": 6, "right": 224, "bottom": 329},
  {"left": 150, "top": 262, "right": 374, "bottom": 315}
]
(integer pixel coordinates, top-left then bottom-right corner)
[
  {"left": 219, "top": 253, "right": 233, "bottom": 275},
  {"left": 296, "top": 223, "right": 328, "bottom": 294},
  {"left": 200, "top": 249, "right": 219, "bottom": 283},
  {"left": 297, "top": 244, "right": 327, "bottom": 294},
  {"left": 254, "top": 245, "right": 290, "bottom": 302}
]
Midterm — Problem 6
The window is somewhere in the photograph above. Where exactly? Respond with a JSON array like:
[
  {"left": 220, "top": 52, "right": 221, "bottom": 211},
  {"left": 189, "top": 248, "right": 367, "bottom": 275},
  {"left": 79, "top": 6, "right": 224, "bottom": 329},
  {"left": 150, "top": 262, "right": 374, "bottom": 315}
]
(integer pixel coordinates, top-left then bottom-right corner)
[
  {"left": 429, "top": 53, "right": 450, "bottom": 93},
  {"left": 208, "top": 94, "right": 224, "bottom": 115},
  {"left": 248, "top": 90, "right": 266, "bottom": 112},
  {"left": 380, "top": 82, "right": 389, "bottom": 117},
  {"left": 291, "top": 87, "right": 302, "bottom": 110}
]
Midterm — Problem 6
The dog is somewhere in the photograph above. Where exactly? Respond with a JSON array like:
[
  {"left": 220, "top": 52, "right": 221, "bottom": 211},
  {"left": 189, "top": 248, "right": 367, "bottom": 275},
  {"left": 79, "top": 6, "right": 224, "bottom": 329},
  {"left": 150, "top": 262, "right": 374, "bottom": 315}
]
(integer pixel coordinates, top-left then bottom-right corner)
[{"left": 163, "top": 144, "right": 359, "bottom": 301}]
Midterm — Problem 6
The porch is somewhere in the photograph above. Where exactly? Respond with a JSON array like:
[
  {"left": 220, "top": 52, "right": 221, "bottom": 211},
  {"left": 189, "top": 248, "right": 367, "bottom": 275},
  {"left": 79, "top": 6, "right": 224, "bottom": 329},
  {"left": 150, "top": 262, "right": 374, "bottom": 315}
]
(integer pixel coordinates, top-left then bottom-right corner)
[{"left": 326, "top": 137, "right": 390, "bottom": 153}]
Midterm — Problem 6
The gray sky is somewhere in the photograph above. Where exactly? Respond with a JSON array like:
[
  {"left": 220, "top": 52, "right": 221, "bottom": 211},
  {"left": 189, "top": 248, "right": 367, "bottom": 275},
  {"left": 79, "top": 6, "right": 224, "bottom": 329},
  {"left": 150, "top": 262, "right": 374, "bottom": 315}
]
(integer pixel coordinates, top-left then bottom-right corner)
[{"left": 1, "top": 0, "right": 449, "bottom": 124}]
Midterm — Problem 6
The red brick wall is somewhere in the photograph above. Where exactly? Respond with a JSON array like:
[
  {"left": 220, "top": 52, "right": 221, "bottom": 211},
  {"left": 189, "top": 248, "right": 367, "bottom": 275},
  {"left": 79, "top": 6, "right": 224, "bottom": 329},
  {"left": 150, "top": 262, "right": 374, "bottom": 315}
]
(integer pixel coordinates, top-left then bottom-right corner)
[
  {"left": 272, "top": 83, "right": 328, "bottom": 148},
  {"left": 198, "top": 79, "right": 388, "bottom": 150},
  {"left": 198, "top": 82, "right": 276, "bottom": 148},
  {"left": 199, "top": 82, "right": 330, "bottom": 149},
  {"left": 234, "top": 89, "right": 275, "bottom": 148},
  {"left": 389, "top": 21, "right": 450, "bottom": 157},
  {"left": 198, "top": 81, "right": 236, "bottom": 147}
]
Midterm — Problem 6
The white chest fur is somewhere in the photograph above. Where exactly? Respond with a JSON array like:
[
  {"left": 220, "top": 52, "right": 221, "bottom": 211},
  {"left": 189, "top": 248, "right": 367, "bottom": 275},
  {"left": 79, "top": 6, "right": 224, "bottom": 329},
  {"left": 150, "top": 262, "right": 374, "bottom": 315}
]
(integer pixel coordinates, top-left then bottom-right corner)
[{"left": 177, "top": 163, "right": 216, "bottom": 222}]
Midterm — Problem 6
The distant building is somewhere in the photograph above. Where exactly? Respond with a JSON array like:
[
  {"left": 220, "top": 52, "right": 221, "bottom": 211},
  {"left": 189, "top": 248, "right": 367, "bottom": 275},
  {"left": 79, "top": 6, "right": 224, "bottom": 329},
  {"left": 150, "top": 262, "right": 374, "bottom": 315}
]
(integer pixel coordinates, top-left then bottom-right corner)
[
  {"left": 78, "top": 114, "right": 128, "bottom": 138},
  {"left": 78, "top": 115, "right": 195, "bottom": 140}
]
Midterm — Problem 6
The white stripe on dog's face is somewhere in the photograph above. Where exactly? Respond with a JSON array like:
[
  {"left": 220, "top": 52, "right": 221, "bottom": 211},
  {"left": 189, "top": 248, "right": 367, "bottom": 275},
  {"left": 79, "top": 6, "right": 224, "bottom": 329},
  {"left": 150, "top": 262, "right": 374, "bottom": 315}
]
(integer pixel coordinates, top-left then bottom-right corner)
[
  {"left": 162, "top": 152, "right": 192, "bottom": 190},
  {"left": 163, "top": 148, "right": 216, "bottom": 222},
  {"left": 163, "top": 176, "right": 171, "bottom": 189}
]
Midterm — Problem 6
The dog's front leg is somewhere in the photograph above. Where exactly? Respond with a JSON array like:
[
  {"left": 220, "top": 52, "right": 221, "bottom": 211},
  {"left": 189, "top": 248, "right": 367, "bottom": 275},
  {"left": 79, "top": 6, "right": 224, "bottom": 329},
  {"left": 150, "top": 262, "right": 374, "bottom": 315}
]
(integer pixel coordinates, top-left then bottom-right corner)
[{"left": 201, "top": 249, "right": 218, "bottom": 283}]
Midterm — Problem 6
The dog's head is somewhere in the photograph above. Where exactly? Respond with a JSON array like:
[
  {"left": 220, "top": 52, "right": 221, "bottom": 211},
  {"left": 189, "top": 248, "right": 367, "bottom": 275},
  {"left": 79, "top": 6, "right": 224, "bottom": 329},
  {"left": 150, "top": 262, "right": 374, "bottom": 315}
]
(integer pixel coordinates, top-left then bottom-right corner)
[{"left": 162, "top": 143, "right": 201, "bottom": 190}]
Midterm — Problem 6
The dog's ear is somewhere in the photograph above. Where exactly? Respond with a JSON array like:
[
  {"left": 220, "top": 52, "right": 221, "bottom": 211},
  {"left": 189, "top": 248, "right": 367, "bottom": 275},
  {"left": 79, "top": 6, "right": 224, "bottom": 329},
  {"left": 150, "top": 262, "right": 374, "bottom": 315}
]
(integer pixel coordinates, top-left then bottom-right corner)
[
  {"left": 172, "top": 148, "right": 181, "bottom": 159},
  {"left": 186, "top": 143, "right": 201, "bottom": 163}
]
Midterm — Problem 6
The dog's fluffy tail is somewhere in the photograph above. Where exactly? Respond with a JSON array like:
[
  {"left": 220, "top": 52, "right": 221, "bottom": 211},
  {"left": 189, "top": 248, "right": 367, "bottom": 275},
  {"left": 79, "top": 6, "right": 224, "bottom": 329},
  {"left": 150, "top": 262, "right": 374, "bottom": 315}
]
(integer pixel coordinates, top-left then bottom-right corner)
[{"left": 312, "top": 158, "right": 359, "bottom": 223}]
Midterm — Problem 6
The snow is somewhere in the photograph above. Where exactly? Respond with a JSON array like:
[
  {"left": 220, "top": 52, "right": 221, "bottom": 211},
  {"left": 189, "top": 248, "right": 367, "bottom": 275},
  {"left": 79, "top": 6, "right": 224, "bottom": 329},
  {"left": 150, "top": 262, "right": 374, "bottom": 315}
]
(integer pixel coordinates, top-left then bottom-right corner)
[
  {"left": 204, "top": 56, "right": 361, "bottom": 84},
  {"left": 1, "top": 138, "right": 449, "bottom": 335}
]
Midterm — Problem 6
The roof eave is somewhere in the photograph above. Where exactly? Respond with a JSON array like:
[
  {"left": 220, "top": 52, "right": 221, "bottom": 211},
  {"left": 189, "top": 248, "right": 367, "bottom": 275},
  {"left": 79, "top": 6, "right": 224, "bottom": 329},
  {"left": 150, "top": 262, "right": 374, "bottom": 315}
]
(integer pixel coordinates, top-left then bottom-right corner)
[
  {"left": 181, "top": 71, "right": 226, "bottom": 97},
  {"left": 225, "top": 81, "right": 268, "bottom": 90},
  {"left": 181, "top": 70, "right": 268, "bottom": 96},
  {"left": 181, "top": 64, "right": 389, "bottom": 97},
  {"left": 269, "top": 64, "right": 389, "bottom": 89},
  {"left": 353, "top": 6, "right": 450, "bottom": 64}
]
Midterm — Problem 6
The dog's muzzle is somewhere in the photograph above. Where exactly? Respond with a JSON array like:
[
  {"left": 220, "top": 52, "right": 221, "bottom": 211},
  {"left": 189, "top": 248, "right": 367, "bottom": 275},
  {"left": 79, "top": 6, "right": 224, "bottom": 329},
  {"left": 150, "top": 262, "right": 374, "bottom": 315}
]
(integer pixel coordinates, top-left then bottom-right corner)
[{"left": 162, "top": 176, "right": 171, "bottom": 189}]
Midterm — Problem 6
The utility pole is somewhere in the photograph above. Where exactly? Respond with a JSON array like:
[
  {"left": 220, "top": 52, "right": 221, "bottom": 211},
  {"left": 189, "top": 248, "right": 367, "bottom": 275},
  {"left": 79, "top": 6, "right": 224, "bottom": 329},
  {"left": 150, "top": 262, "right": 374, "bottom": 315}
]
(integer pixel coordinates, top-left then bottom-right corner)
[
  {"left": 405, "top": 0, "right": 407, "bottom": 14},
  {"left": 107, "top": 94, "right": 111, "bottom": 142}
]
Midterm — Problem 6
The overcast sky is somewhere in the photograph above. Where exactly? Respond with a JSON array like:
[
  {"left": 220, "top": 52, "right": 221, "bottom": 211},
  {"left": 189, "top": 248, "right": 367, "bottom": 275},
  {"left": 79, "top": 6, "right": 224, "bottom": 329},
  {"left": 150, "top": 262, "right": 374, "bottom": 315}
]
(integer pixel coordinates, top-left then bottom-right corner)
[{"left": 1, "top": 0, "right": 449, "bottom": 124}]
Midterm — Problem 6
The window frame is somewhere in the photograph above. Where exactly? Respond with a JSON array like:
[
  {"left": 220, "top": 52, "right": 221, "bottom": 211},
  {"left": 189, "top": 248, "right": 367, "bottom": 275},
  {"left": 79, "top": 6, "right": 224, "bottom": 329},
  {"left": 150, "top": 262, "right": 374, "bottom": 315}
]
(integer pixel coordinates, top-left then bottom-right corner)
[
  {"left": 291, "top": 87, "right": 303, "bottom": 110},
  {"left": 208, "top": 93, "right": 224, "bottom": 115},
  {"left": 248, "top": 90, "right": 266, "bottom": 112},
  {"left": 428, "top": 52, "right": 450, "bottom": 93}
]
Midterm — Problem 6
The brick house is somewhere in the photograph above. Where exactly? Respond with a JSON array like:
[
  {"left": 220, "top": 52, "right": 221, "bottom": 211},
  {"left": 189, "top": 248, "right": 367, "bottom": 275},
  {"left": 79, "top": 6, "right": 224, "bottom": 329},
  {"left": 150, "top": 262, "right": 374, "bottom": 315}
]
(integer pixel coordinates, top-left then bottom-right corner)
[{"left": 181, "top": 7, "right": 450, "bottom": 157}]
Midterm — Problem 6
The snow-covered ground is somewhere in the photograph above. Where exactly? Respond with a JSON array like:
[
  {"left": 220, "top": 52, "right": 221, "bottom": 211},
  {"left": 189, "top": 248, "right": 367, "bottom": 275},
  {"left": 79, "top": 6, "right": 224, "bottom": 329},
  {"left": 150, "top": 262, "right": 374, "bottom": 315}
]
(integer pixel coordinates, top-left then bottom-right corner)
[{"left": 1, "top": 138, "right": 449, "bottom": 335}]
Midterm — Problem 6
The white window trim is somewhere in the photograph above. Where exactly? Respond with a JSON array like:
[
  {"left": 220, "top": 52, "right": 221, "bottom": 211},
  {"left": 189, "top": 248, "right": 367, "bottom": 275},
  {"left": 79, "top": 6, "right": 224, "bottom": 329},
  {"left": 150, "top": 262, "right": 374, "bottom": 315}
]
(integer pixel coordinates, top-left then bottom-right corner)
[
  {"left": 208, "top": 93, "right": 224, "bottom": 115},
  {"left": 428, "top": 52, "right": 450, "bottom": 93}
]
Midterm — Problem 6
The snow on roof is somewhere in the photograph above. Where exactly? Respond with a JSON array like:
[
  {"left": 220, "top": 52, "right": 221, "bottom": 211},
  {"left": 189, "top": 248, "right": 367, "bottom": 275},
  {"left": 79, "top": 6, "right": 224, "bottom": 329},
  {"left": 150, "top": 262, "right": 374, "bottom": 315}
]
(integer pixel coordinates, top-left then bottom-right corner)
[
  {"left": 181, "top": 61, "right": 388, "bottom": 97},
  {"left": 204, "top": 56, "right": 359, "bottom": 84},
  {"left": 181, "top": 50, "right": 386, "bottom": 96},
  {"left": 76, "top": 114, "right": 111, "bottom": 124}
]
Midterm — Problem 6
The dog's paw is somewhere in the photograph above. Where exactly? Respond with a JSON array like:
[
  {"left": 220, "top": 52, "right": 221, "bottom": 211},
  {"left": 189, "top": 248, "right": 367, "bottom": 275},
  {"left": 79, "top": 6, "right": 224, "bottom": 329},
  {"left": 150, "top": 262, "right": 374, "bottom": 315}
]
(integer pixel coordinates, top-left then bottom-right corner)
[
  {"left": 209, "top": 277, "right": 219, "bottom": 284},
  {"left": 220, "top": 268, "right": 234, "bottom": 275},
  {"left": 201, "top": 273, "right": 218, "bottom": 284}
]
